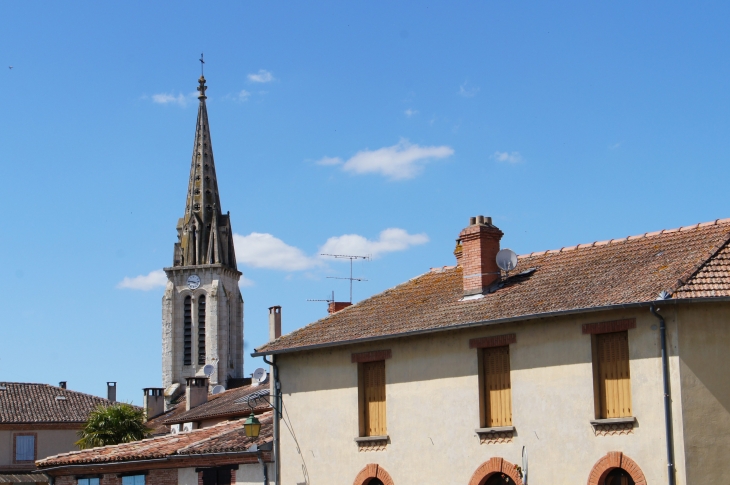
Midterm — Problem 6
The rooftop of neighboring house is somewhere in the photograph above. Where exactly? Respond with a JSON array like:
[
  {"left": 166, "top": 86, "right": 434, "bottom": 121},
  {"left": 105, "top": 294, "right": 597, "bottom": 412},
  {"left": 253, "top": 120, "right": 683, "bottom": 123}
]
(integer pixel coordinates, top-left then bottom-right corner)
[
  {"left": 255, "top": 217, "right": 730, "bottom": 356},
  {"left": 36, "top": 411, "right": 273, "bottom": 470},
  {"left": 146, "top": 381, "right": 272, "bottom": 435},
  {"left": 0, "top": 382, "right": 114, "bottom": 424}
]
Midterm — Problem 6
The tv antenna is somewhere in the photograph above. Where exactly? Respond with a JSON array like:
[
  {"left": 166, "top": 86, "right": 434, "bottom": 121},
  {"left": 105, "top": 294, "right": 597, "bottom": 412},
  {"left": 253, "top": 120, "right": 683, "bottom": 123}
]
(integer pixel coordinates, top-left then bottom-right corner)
[
  {"left": 320, "top": 254, "right": 370, "bottom": 302},
  {"left": 307, "top": 290, "right": 335, "bottom": 304}
]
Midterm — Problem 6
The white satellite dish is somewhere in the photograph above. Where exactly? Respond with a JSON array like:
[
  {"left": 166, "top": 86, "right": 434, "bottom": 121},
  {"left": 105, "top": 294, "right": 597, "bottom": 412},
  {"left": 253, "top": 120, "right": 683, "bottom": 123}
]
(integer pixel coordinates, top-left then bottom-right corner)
[
  {"left": 496, "top": 248, "right": 518, "bottom": 272},
  {"left": 252, "top": 368, "right": 267, "bottom": 385},
  {"left": 203, "top": 364, "right": 215, "bottom": 377},
  {"left": 211, "top": 385, "right": 225, "bottom": 395}
]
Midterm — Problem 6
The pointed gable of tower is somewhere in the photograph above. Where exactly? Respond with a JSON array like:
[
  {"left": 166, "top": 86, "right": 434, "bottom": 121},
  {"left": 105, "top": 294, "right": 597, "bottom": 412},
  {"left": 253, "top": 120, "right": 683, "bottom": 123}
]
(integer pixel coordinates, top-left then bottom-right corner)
[{"left": 174, "top": 75, "right": 237, "bottom": 269}]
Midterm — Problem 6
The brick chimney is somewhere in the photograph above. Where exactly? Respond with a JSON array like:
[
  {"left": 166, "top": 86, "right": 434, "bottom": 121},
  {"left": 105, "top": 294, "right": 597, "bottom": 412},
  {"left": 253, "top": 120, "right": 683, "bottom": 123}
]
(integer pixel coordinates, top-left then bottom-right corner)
[
  {"left": 185, "top": 377, "right": 208, "bottom": 411},
  {"left": 269, "top": 306, "right": 281, "bottom": 341},
  {"left": 459, "top": 215, "right": 504, "bottom": 296},
  {"left": 328, "top": 301, "right": 352, "bottom": 314},
  {"left": 143, "top": 388, "right": 165, "bottom": 419}
]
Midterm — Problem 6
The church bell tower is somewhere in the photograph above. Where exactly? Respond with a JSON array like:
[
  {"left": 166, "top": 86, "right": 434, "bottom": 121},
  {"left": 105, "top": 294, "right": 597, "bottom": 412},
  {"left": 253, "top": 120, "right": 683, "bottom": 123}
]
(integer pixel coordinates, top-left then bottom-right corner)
[{"left": 162, "top": 75, "right": 244, "bottom": 391}]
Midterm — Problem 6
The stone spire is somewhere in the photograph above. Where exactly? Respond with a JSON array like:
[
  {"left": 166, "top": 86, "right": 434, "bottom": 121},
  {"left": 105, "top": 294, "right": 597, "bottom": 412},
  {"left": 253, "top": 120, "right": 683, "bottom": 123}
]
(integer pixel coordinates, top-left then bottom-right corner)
[{"left": 173, "top": 76, "right": 237, "bottom": 269}]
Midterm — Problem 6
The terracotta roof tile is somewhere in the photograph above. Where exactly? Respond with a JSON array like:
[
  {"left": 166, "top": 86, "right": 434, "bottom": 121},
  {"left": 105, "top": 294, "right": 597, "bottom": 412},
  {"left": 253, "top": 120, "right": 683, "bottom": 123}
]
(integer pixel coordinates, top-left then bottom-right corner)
[
  {"left": 0, "top": 383, "right": 114, "bottom": 424},
  {"left": 36, "top": 413, "right": 273, "bottom": 467},
  {"left": 256, "top": 219, "right": 730, "bottom": 355},
  {"left": 163, "top": 384, "right": 270, "bottom": 425}
]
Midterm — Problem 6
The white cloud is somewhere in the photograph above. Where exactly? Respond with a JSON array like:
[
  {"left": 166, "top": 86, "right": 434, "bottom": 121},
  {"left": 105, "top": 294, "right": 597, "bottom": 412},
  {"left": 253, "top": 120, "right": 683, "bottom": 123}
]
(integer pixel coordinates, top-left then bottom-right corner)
[
  {"left": 319, "top": 228, "right": 429, "bottom": 259},
  {"left": 239, "top": 274, "right": 255, "bottom": 287},
  {"left": 404, "top": 108, "right": 419, "bottom": 117},
  {"left": 492, "top": 151, "right": 524, "bottom": 164},
  {"left": 233, "top": 233, "right": 321, "bottom": 271},
  {"left": 458, "top": 81, "right": 480, "bottom": 98},
  {"left": 327, "top": 139, "right": 454, "bottom": 180},
  {"left": 248, "top": 69, "right": 275, "bottom": 83},
  {"left": 315, "top": 156, "right": 343, "bottom": 166},
  {"left": 151, "top": 92, "right": 194, "bottom": 106},
  {"left": 117, "top": 269, "right": 167, "bottom": 291},
  {"left": 237, "top": 90, "right": 251, "bottom": 101}
]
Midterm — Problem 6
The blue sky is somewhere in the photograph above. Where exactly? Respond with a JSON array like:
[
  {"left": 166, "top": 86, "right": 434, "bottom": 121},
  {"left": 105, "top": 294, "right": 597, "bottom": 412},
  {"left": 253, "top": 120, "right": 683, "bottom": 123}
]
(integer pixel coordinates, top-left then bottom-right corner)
[{"left": 2, "top": 2, "right": 729, "bottom": 404}]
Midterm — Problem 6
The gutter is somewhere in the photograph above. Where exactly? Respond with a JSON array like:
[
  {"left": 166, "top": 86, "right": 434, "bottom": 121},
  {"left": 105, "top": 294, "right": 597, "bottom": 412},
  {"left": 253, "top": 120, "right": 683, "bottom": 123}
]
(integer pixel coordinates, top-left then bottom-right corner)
[
  {"left": 650, "top": 305, "right": 677, "bottom": 485},
  {"left": 252, "top": 296, "right": 730, "bottom": 357}
]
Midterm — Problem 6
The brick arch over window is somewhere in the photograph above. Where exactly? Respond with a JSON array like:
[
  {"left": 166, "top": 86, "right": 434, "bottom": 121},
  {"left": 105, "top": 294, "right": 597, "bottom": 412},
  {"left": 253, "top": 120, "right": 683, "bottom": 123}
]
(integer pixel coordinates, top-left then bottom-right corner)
[
  {"left": 468, "top": 457, "right": 523, "bottom": 485},
  {"left": 353, "top": 464, "right": 395, "bottom": 485},
  {"left": 587, "top": 451, "right": 647, "bottom": 485}
]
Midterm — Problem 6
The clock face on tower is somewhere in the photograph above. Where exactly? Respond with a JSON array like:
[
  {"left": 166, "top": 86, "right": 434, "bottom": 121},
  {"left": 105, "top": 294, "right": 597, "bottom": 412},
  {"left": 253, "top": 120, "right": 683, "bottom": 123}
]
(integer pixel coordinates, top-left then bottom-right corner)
[{"left": 187, "top": 274, "right": 201, "bottom": 289}]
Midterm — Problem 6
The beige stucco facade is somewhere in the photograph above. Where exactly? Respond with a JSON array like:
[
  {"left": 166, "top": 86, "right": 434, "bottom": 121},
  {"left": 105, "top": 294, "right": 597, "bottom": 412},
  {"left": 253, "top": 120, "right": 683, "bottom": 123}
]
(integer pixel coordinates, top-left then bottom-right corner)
[
  {"left": 0, "top": 427, "right": 79, "bottom": 472},
  {"left": 275, "top": 302, "right": 730, "bottom": 484}
]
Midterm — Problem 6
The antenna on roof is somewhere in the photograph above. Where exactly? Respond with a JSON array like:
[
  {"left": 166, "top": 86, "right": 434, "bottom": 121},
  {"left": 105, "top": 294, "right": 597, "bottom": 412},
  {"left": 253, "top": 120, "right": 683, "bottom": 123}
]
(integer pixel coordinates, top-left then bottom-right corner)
[
  {"left": 320, "top": 254, "right": 370, "bottom": 302},
  {"left": 307, "top": 290, "right": 335, "bottom": 304}
]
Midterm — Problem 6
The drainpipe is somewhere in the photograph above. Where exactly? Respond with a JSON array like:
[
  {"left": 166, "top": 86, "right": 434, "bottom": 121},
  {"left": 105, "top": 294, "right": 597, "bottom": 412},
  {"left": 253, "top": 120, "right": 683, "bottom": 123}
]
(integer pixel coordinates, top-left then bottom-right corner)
[
  {"left": 263, "top": 355, "right": 280, "bottom": 485},
  {"left": 257, "top": 451, "right": 269, "bottom": 485},
  {"left": 650, "top": 305, "right": 676, "bottom": 485}
]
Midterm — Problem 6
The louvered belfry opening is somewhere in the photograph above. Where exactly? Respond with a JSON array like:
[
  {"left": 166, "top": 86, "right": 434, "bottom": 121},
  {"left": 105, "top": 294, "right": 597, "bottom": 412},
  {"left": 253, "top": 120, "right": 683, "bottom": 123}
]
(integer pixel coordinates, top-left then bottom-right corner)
[
  {"left": 596, "top": 331, "right": 632, "bottom": 418},
  {"left": 183, "top": 296, "right": 192, "bottom": 366},
  {"left": 198, "top": 296, "right": 206, "bottom": 365},
  {"left": 482, "top": 346, "right": 512, "bottom": 427},
  {"left": 360, "top": 360, "right": 386, "bottom": 436}
]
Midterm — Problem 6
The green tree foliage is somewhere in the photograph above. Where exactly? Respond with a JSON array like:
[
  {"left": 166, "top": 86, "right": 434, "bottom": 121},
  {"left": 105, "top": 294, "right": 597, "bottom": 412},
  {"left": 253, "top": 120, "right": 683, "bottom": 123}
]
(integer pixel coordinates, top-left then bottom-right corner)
[{"left": 76, "top": 403, "right": 151, "bottom": 449}]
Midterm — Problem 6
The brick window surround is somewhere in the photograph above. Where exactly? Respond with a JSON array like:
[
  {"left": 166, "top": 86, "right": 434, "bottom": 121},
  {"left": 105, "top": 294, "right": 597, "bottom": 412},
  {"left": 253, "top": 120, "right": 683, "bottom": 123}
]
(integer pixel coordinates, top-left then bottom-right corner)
[
  {"left": 587, "top": 451, "right": 646, "bottom": 485},
  {"left": 352, "top": 464, "right": 394, "bottom": 485},
  {"left": 468, "top": 457, "right": 523, "bottom": 485},
  {"left": 12, "top": 433, "right": 37, "bottom": 463},
  {"left": 582, "top": 318, "right": 636, "bottom": 335},
  {"left": 352, "top": 350, "right": 392, "bottom": 363},
  {"left": 470, "top": 333, "right": 516, "bottom": 349}
]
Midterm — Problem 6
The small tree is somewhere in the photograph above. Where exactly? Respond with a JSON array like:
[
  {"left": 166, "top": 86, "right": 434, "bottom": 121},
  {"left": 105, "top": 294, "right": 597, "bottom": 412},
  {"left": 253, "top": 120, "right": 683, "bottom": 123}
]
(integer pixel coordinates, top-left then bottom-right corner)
[{"left": 76, "top": 403, "right": 151, "bottom": 449}]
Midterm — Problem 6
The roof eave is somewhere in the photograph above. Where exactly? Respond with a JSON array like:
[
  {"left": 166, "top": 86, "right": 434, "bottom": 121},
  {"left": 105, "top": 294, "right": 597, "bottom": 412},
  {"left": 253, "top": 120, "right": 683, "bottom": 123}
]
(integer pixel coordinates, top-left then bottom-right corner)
[{"left": 251, "top": 296, "right": 730, "bottom": 357}]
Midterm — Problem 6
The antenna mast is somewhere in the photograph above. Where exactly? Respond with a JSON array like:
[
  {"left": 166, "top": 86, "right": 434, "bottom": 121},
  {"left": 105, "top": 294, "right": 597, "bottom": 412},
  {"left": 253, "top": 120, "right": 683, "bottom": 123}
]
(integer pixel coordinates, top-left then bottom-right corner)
[{"left": 320, "top": 254, "right": 370, "bottom": 302}]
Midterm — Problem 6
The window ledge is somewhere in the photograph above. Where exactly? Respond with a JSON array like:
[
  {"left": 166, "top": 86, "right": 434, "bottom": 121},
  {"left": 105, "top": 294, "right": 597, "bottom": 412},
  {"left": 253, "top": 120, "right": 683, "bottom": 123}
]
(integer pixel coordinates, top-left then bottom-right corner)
[
  {"left": 475, "top": 426, "right": 515, "bottom": 434},
  {"left": 354, "top": 435, "right": 389, "bottom": 443},
  {"left": 590, "top": 417, "right": 636, "bottom": 426}
]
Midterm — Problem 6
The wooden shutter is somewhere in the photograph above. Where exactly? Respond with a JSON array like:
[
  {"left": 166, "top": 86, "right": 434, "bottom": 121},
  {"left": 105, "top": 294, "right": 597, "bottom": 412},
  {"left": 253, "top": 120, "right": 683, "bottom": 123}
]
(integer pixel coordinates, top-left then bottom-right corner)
[
  {"left": 363, "top": 360, "right": 386, "bottom": 436},
  {"left": 597, "top": 331, "right": 632, "bottom": 418},
  {"left": 483, "top": 346, "right": 512, "bottom": 427}
]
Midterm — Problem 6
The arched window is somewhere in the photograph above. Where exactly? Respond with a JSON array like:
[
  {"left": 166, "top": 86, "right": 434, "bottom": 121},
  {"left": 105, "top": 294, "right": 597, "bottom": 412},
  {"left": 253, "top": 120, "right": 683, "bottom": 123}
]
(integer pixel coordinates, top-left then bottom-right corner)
[
  {"left": 198, "top": 296, "right": 206, "bottom": 365},
  {"left": 183, "top": 296, "right": 192, "bottom": 366},
  {"left": 604, "top": 468, "right": 634, "bottom": 485}
]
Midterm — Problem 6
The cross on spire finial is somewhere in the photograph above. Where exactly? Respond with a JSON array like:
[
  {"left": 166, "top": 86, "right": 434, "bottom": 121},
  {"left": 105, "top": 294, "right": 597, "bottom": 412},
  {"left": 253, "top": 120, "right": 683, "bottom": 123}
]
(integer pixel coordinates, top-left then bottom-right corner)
[{"left": 199, "top": 53, "right": 205, "bottom": 75}]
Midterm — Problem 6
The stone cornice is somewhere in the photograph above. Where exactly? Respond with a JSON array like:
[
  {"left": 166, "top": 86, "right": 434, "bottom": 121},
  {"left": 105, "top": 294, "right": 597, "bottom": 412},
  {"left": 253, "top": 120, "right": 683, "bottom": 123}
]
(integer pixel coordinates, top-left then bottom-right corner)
[{"left": 164, "top": 264, "right": 242, "bottom": 277}]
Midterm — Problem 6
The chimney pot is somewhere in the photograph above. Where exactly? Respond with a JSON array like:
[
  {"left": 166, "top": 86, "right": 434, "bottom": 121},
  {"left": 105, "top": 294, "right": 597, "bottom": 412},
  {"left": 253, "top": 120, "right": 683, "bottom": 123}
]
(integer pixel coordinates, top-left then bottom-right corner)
[
  {"left": 469, "top": 216, "right": 476, "bottom": 225},
  {"left": 59, "top": 381, "right": 67, "bottom": 389},
  {"left": 458, "top": 216, "right": 504, "bottom": 296},
  {"left": 107, "top": 382, "right": 117, "bottom": 403},
  {"left": 269, "top": 306, "right": 282, "bottom": 341},
  {"left": 185, "top": 377, "right": 209, "bottom": 411},
  {"left": 143, "top": 388, "right": 165, "bottom": 419}
]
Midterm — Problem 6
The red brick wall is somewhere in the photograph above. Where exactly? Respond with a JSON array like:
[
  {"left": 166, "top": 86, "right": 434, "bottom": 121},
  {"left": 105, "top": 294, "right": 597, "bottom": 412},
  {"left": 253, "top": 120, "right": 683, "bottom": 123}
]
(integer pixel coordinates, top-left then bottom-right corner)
[{"left": 459, "top": 223, "right": 503, "bottom": 295}]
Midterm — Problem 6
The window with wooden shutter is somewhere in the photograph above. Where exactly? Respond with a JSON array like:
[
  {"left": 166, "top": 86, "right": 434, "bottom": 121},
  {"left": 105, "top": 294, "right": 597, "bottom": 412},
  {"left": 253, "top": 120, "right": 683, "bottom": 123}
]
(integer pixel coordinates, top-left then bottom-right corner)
[
  {"left": 481, "top": 346, "right": 512, "bottom": 427},
  {"left": 359, "top": 360, "right": 386, "bottom": 436},
  {"left": 595, "top": 331, "right": 632, "bottom": 418},
  {"left": 183, "top": 296, "right": 192, "bottom": 365}
]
